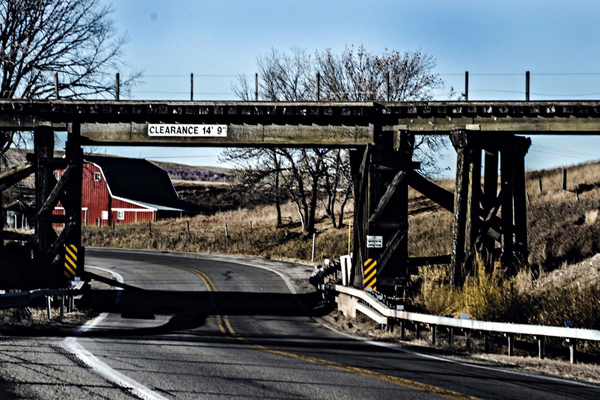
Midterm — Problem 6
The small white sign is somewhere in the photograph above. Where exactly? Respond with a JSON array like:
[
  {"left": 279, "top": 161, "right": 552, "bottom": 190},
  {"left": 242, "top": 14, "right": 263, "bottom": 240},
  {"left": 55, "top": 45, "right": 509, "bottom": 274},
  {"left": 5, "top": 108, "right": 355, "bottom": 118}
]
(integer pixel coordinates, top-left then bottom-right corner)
[
  {"left": 366, "top": 235, "right": 383, "bottom": 248},
  {"left": 148, "top": 124, "right": 227, "bottom": 137}
]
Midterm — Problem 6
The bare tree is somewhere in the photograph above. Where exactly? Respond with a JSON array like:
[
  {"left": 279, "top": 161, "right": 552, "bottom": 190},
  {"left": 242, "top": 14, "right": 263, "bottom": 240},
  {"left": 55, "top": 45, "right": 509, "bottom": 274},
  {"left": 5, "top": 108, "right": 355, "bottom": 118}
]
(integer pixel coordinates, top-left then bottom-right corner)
[
  {"left": 228, "top": 46, "right": 449, "bottom": 233},
  {"left": 0, "top": 0, "right": 141, "bottom": 161},
  {"left": 219, "top": 147, "right": 285, "bottom": 226}
]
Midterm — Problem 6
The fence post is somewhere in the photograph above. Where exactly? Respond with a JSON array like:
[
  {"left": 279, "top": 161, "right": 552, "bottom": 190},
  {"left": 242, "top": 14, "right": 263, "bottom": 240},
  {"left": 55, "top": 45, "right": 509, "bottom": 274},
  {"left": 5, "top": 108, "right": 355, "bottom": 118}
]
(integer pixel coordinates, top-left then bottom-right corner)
[
  {"left": 316, "top": 73, "right": 321, "bottom": 101},
  {"left": 464, "top": 71, "right": 469, "bottom": 101},
  {"left": 149, "top": 221, "right": 152, "bottom": 236},
  {"left": 225, "top": 222, "right": 229, "bottom": 238},
  {"left": 525, "top": 71, "right": 530, "bottom": 101},
  {"left": 187, "top": 220, "right": 190, "bottom": 235},
  {"left": 190, "top": 72, "right": 194, "bottom": 101},
  {"left": 311, "top": 232, "right": 316, "bottom": 262},
  {"left": 255, "top": 73, "right": 259, "bottom": 101},
  {"left": 538, "top": 179, "right": 543, "bottom": 194},
  {"left": 386, "top": 71, "right": 390, "bottom": 101},
  {"left": 562, "top": 168, "right": 567, "bottom": 190},
  {"left": 54, "top": 72, "right": 60, "bottom": 99},
  {"left": 115, "top": 72, "right": 120, "bottom": 101}
]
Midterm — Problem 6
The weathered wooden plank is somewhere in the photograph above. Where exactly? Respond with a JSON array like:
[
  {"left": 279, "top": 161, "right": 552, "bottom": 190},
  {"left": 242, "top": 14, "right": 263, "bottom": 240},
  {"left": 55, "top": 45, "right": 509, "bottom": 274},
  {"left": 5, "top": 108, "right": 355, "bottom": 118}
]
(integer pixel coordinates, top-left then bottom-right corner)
[
  {"left": 407, "top": 171, "right": 454, "bottom": 212},
  {"left": 35, "top": 127, "right": 56, "bottom": 262},
  {"left": 37, "top": 165, "right": 75, "bottom": 217},
  {"left": 408, "top": 255, "right": 452, "bottom": 267},
  {"left": 501, "top": 148, "right": 514, "bottom": 268},
  {"left": 466, "top": 149, "right": 482, "bottom": 253},
  {"left": 368, "top": 171, "right": 406, "bottom": 224},
  {"left": 43, "top": 221, "right": 76, "bottom": 263},
  {"left": 3, "top": 231, "right": 35, "bottom": 242},
  {"left": 374, "top": 228, "right": 406, "bottom": 276},
  {"left": 80, "top": 123, "right": 373, "bottom": 147},
  {"left": 0, "top": 163, "right": 35, "bottom": 192},
  {"left": 450, "top": 141, "right": 470, "bottom": 287},
  {"left": 513, "top": 155, "right": 528, "bottom": 257}
]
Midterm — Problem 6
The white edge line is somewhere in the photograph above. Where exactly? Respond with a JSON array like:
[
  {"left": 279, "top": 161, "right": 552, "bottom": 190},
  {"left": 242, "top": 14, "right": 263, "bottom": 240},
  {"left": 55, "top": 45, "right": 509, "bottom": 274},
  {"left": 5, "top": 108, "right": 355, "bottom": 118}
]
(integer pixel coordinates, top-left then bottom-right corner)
[
  {"left": 61, "top": 269, "right": 169, "bottom": 400},
  {"left": 87, "top": 266, "right": 124, "bottom": 305},
  {"left": 319, "top": 322, "right": 600, "bottom": 390}
]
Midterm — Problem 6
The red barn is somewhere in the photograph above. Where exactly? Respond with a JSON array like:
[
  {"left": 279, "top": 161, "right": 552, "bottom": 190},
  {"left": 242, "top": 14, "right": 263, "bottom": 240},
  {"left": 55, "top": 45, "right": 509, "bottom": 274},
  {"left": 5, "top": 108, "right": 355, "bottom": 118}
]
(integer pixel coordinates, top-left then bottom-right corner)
[{"left": 53, "top": 156, "right": 205, "bottom": 226}]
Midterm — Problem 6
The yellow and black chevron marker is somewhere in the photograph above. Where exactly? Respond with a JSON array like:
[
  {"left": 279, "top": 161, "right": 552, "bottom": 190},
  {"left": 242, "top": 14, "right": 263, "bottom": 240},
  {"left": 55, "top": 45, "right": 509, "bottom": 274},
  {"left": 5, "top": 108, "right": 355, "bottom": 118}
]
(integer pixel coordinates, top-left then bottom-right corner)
[
  {"left": 363, "top": 258, "right": 377, "bottom": 291},
  {"left": 64, "top": 244, "right": 78, "bottom": 279}
]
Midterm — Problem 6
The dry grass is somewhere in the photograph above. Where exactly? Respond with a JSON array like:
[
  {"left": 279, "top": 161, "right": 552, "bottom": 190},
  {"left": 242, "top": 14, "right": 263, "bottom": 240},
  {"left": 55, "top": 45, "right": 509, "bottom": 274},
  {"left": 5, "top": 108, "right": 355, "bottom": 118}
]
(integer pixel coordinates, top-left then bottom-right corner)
[{"left": 82, "top": 201, "right": 352, "bottom": 264}]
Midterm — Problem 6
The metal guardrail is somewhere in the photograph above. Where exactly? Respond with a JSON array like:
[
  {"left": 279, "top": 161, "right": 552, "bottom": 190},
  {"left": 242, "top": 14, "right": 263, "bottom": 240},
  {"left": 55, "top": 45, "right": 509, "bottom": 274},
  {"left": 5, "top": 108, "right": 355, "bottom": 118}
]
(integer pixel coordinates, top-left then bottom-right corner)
[
  {"left": 0, "top": 281, "right": 86, "bottom": 310},
  {"left": 325, "top": 284, "right": 600, "bottom": 342},
  {"left": 313, "top": 267, "right": 600, "bottom": 363}
]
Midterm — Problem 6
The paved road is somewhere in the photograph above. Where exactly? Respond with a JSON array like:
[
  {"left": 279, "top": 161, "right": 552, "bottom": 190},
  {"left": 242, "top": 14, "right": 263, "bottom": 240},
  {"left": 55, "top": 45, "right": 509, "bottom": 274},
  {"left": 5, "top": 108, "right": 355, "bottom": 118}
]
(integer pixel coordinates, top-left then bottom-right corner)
[{"left": 3, "top": 248, "right": 599, "bottom": 399}]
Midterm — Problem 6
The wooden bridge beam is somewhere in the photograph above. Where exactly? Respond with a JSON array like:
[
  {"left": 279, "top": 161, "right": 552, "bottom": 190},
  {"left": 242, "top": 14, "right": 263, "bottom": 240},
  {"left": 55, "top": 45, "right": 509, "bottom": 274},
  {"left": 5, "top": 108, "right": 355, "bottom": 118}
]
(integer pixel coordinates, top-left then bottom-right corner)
[
  {"left": 450, "top": 132, "right": 531, "bottom": 285},
  {"left": 352, "top": 125, "right": 413, "bottom": 294}
]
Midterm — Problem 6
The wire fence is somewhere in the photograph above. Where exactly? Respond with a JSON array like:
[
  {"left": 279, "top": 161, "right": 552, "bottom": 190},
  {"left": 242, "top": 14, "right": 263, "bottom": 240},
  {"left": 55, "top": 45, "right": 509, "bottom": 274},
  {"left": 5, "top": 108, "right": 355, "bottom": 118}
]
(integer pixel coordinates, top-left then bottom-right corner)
[{"left": 75, "top": 71, "right": 600, "bottom": 102}]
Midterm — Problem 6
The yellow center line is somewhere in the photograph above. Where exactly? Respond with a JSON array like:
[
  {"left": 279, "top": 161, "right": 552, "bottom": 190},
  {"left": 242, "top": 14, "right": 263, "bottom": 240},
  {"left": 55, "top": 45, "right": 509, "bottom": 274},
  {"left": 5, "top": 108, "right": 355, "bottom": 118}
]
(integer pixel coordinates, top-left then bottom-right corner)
[{"left": 166, "top": 263, "right": 481, "bottom": 400}]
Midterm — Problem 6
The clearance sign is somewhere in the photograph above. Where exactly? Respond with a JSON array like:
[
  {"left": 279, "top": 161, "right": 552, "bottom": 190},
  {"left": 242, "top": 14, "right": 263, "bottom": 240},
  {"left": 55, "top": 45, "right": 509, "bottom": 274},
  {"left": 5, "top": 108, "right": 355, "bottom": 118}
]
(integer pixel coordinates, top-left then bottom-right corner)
[{"left": 148, "top": 124, "right": 227, "bottom": 137}]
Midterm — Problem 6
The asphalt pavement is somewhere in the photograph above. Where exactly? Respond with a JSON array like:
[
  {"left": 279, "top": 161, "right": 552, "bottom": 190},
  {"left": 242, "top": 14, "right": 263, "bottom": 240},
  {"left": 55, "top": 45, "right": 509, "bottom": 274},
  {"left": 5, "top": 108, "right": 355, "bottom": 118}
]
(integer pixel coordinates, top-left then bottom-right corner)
[{"left": 2, "top": 248, "right": 599, "bottom": 399}]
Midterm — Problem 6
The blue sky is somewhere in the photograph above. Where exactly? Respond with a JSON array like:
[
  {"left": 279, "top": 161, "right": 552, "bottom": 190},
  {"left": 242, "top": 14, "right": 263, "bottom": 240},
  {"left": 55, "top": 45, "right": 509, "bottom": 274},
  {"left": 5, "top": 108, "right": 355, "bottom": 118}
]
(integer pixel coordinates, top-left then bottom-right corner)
[{"left": 84, "top": 0, "right": 600, "bottom": 175}]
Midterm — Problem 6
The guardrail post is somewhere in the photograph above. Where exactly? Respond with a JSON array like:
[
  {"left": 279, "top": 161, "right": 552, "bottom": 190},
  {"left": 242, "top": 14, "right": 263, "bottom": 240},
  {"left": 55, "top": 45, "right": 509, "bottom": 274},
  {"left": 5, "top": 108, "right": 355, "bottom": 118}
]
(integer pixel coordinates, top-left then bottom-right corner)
[
  {"left": 567, "top": 339, "right": 576, "bottom": 364},
  {"left": 484, "top": 334, "right": 491, "bottom": 353},
  {"left": 46, "top": 296, "right": 51, "bottom": 319},
  {"left": 431, "top": 325, "right": 437, "bottom": 345},
  {"left": 507, "top": 334, "right": 514, "bottom": 356},
  {"left": 400, "top": 320, "right": 406, "bottom": 340},
  {"left": 536, "top": 336, "right": 545, "bottom": 359},
  {"left": 415, "top": 323, "right": 421, "bottom": 340},
  {"left": 60, "top": 295, "right": 65, "bottom": 317},
  {"left": 448, "top": 327, "right": 454, "bottom": 345},
  {"left": 465, "top": 331, "right": 471, "bottom": 352}
]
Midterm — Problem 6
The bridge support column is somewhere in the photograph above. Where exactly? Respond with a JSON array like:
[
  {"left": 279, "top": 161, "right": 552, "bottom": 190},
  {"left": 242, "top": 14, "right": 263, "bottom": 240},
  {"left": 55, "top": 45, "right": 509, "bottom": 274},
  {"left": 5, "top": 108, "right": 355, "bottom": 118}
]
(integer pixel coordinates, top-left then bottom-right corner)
[
  {"left": 33, "top": 123, "right": 84, "bottom": 285},
  {"left": 34, "top": 127, "right": 57, "bottom": 280},
  {"left": 351, "top": 125, "right": 415, "bottom": 296},
  {"left": 450, "top": 131, "right": 531, "bottom": 286}
]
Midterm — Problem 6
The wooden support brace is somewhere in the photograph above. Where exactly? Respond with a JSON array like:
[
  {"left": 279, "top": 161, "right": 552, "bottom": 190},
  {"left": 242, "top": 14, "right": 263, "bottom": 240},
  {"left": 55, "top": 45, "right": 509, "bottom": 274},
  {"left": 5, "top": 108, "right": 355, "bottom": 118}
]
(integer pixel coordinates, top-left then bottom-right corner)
[
  {"left": 407, "top": 170, "right": 454, "bottom": 212},
  {"left": 2, "top": 231, "right": 34, "bottom": 242},
  {"left": 43, "top": 221, "right": 76, "bottom": 263},
  {"left": 0, "top": 163, "right": 35, "bottom": 192},
  {"left": 374, "top": 227, "right": 406, "bottom": 276},
  {"left": 368, "top": 170, "right": 406, "bottom": 224},
  {"left": 37, "top": 165, "right": 76, "bottom": 217}
]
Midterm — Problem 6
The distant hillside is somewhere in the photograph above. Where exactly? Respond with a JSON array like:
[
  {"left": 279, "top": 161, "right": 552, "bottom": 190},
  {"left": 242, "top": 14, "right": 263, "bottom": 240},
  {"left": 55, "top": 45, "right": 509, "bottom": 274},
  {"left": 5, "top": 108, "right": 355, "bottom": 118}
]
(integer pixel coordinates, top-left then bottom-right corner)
[{"left": 149, "top": 160, "right": 232, "bottom": 182}]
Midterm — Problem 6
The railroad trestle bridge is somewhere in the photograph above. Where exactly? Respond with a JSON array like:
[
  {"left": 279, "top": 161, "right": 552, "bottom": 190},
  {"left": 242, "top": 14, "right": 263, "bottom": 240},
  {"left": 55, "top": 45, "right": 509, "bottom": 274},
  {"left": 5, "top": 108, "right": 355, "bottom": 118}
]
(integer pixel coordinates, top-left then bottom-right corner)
[{"left": 1, "top": 100, "right": 599, "bottom": 293}]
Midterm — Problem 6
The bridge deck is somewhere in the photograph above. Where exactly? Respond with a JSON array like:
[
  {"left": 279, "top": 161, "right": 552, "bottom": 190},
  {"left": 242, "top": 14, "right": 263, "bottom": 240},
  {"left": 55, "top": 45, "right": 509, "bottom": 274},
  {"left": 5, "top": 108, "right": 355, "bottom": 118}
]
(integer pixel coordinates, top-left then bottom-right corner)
[{"left": 2, "top": 100, "right": 600, "bottom": 146}]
